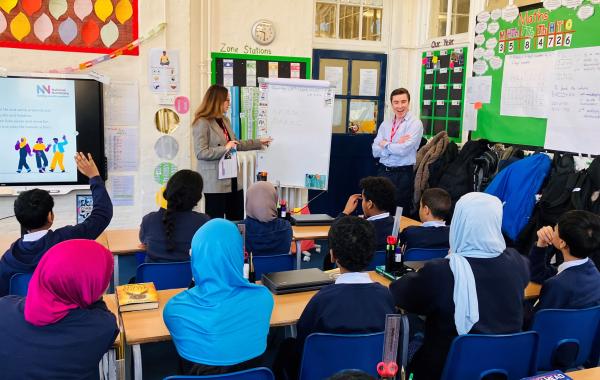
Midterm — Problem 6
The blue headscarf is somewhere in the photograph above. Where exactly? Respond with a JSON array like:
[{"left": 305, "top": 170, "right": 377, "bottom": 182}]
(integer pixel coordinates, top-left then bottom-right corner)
[
  {"left": 447, "top": 192, "right": 506, "bottom": 335},
  {"left": 163, "top": 219, "right": 274, "bottom": 366}
]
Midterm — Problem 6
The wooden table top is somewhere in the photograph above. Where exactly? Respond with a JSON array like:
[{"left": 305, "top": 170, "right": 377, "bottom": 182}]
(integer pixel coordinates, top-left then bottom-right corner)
[
  {"left": 567, "top": 367, "right": 600, "bottom": 379},
  {"left": 104, "top": 228, "right": 145, "bottom": 255},
  {"left": 292, "top": 216, "right": 422, "bottom": 240},
  {"left": 102, "top": 293, "right": 121, "bottom": 347},
  {"left": 119, "top": 270, "right": 539, "bottom": 346},
  {"left": 120, "top": 272, "right": 390, "bottom": 345}
]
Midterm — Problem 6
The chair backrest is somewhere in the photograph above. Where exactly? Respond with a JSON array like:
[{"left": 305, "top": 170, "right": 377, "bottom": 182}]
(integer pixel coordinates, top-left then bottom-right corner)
[
  {"left": 163, "top": 367, "right": 274, "bottom": 380},
  {"left": 253, "top": 254, "right": 294, "bottom": 280},
  {"left": 366, "top": 250, "right": 386, "bottom": 271},
  {"left": 136, "top": 261, "right": 192, "bottom": 290},
  {"left": 299, "top": 332, "right": 385, "bottom": 380},
  {"left": 532, "top": 305, "right": 600, "bottom": 371},
  {"left": 404, "top": 248, "right": 448, "bottom": 261},
  {"left": 9, "top": 272, "right": 33, "bottom": 296},
  {"left": 440, "top": 332, "right": 539, "bottom": 380}
]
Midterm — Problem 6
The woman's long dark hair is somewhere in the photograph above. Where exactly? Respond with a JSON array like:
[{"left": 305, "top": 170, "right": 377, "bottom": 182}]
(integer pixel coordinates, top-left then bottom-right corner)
[{"left": 162, "top": 170, "right": 203, "bottom": 251}]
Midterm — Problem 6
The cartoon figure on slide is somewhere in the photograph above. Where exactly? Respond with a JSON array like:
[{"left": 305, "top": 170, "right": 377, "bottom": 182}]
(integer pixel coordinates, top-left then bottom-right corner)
[
  {"left": 49, "top": 135, "right": 68, "bottom": 172},
  {"left": 32, "top": 137, "right": 51, "bottom": 173},
  {"left": 14, "top": 138, "right": 32, "bottom": 173}
]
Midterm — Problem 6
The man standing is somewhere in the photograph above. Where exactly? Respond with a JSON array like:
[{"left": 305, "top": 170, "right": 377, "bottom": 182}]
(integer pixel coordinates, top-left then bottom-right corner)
[
  {"left": 49, "top": 135, "right": 68, "bottom": 173},
  {"left": 372, "top": 88, "right": 423, "bottom": 215}
]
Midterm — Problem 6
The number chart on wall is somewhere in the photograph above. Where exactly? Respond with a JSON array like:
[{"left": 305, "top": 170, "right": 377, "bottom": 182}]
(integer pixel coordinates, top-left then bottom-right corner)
[
  {"left": 419, "top": 47, "right": 467, "bottom": 142},
  {"left": 471, "top": 2, "right": 600, "bottom": 155}
]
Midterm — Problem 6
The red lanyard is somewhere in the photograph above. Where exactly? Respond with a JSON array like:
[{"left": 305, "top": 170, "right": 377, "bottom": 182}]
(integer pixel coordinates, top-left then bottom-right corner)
[{"left": 390, "top": 117, "right": 402, "bottom": 141}]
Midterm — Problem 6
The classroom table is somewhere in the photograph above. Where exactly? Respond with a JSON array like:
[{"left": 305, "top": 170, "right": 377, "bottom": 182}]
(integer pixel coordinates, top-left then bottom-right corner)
[
  {"left": 119, "top": 270, "right": 541, "bottom": 380},
  {"left": 104, "top": 228, "right": 145, "bottom": 286},
  {"left": 101, "top": 293, "right": 121, "bottom": 380},
  {"left": 292, "top": 216, "right": 423, "bottom": 269},
  {"left": 567, "top": 367, "right": 600, "bottom": 379}
]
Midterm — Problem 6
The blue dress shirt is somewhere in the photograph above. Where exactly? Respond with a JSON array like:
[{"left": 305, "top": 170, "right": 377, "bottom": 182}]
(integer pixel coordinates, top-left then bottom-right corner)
[{"left": 372, "top": 112, "right": 423, "bottom": 167}]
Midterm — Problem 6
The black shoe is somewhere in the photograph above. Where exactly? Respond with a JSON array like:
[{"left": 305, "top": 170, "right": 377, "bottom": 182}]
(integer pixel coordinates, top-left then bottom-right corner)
[{"left": 49, "top": 169, "right": 54, "bottom": 172}]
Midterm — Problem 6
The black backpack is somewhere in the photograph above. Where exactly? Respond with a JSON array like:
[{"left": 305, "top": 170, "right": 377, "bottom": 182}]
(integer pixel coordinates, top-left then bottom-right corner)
[
  {"left": 428, "top": 141, "right": 458, "bottom": 188},
  {"left": 474, "top": 150, "right": 499, "bottom": 192},
  {"left": 572, "top": 157, "right": 600, "bottom": 215},
  {"left": 537, "top": 153, "right": 582, "bottom": 226},
  {"left": 437, "top": 139, "right": 490, "bottom": 205}
]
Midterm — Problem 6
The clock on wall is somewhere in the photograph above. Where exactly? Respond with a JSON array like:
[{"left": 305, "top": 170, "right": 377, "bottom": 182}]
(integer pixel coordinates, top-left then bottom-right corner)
[{"left": 251, "top": 19, "right": 276, "bottom": 45}]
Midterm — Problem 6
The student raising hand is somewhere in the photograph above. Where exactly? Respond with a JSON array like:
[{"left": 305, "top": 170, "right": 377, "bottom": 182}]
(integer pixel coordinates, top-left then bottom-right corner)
[{"left": 75, "top": 152, "right": 100, "bottom": 178}]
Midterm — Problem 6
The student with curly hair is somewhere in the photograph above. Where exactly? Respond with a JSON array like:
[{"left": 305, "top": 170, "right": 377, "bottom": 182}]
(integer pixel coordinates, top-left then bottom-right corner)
[
  {"left": 139, "top": 170, "right": 210, "bottom": 263},
  {"left": 275, "top": 216, "right": 394, "bottom": 379}
]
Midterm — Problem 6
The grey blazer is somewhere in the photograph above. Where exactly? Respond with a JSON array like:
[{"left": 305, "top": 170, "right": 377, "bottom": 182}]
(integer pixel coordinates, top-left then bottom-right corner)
[{"left": 192, "top": 117, "right": 262, "bottom": 194}]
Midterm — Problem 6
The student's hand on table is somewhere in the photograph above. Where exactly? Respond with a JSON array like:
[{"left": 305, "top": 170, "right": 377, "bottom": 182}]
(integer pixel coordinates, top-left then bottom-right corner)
[
  {"left": 225, "top": 141, "right": 239, "bottom": 151},
  {"left": 536, "top": 226, "right": 554, "bottom": 248},
  {"left": 75, "top": 152, "right": 100, "bottom": 178},
  {"left": 343, "top": 194, "right": 362, "bottom": 215},
  {"left": 379, "top": 139, "right": 389, "bottom": 148},
  {"left": 260, "top": 137, "right": 273, "bottom": 147}
]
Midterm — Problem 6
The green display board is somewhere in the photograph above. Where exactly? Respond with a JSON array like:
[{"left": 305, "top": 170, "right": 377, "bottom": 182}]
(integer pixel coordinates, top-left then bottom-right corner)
[
  {"left": 419, "top": 47, "right": 467, "bottom": 143},
  {"left": 472, "top": 3, "right": 600, "bottom": 149}
]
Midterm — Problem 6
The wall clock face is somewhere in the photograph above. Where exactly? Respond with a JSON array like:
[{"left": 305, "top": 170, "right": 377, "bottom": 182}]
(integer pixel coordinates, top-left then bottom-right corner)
[{"left": 252, "top": 20, "right": 275, "bottom": 45}]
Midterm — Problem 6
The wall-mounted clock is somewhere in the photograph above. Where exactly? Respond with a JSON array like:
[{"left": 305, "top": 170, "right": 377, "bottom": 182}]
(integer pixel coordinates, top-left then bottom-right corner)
[{"left": 252, "top": 19, "right": 276, "bottom": 45}]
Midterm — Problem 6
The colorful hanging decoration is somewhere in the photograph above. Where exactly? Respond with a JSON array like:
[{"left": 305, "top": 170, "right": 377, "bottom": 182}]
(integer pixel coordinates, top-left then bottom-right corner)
[{"left": 0, "top": 0, "right": 138, "bottom": 55}]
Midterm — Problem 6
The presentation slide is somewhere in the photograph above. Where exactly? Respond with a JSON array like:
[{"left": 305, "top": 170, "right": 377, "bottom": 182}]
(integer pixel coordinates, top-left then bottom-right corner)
[{"left": 0, "top": 77, "right": 77, "bottom": 184}]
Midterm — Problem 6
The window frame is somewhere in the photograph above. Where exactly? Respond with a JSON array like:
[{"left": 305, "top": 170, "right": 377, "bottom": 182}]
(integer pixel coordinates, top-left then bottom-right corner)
[{"left": 426, "top": 0, "right": 471, "bottom": 41}]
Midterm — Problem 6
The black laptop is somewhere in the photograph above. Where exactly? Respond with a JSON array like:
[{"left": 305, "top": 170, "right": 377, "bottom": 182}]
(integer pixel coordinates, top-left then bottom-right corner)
[
  {"left": 291, "top": 214, "right": 334, "bottom": 226},
  {"left": 262, "top": 268, "right": 335, "bottom": 294}
]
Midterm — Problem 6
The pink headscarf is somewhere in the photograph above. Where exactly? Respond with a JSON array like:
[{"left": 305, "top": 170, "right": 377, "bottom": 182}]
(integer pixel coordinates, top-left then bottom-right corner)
[{"left": 24, "top": 239, "right": 114, "bottom": 327}]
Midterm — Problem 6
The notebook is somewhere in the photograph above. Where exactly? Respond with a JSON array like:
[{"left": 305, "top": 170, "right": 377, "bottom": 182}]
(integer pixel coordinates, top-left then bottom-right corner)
[
  {"left": 262, "top": 268, "right": 335, "bottom": 294},
  {"left": 291, "top": 214, "right": 334, "bottom": 226}
]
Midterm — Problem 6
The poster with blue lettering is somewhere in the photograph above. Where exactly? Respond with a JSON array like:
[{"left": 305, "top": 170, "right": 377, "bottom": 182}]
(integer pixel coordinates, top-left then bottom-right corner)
[{"left": 0, "top": 77, "right": 77, "bottom": 183}]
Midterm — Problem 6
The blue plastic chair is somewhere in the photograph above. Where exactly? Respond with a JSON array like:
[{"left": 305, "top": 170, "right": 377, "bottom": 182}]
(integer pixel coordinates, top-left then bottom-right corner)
[
  {"left": 253, "top": 254, "right": 295, "bottom": 280},
  {"left": 299, "top": 332, "right": 385, "bottom": 380},
  {"left": 531, "top": 305, "right": 600, "bottom": 371},
  {"left": 366, "top": 250, "right": 386, "bottom": 271},
  {"left": 440, "top": 332, "right": 539, "bottom": 380},
  {"left": 136, "top": 261, "right": 192, "bottom": 290},
  {"left": 163, "top": 367, "right": 274, "bottom": 380},
  {"left": 404, "top": 248, "right": 448, "bottom": 261},
  {"left": 9, "top": 272, "right": 33, "bottom": 296}
]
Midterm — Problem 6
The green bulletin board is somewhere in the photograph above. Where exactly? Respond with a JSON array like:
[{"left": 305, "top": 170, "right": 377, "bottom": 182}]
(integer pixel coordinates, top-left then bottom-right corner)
[
  {"left": 419, "top": 47, "right": 468, "bottom": 142},
  {"left": 471, "top": 2, "right": 600, "bottom": 150}
]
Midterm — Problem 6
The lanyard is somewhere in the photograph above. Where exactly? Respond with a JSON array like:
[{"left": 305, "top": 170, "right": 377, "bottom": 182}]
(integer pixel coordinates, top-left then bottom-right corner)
[{"left": 390, "top": 117, "right": 402, "bottom": 141}]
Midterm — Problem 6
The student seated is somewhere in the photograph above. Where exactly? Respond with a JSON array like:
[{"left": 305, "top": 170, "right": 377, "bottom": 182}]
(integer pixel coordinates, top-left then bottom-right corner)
[
  {"left": 390, "top": 192, "right": 530, "bottom": 380},
  {"left": 243, "top": 181, "right": 292, "bottom": 255},
  {"left": 276, "top": 216, "right": 395, "bottom": 379},
  {"left": 339, "top": 176, "right": 397, "bottom": 250},
  {"left": 163, "top": 219, "right": 274, "bottom": 376},
  {"left": 139, "top": 169, "right": 209, "bottom": 263},
  {"left": 400, "top": 187, "right": 451, "bottom": 251},
  {"left": 0, "top": 239, "right": 118, "bottom": 379},
  {"left": 0, "top": 153, "right": 112, "bottom": 296},
  {"left": 530, "top": 210, "right": 600, "bottom": 312}
]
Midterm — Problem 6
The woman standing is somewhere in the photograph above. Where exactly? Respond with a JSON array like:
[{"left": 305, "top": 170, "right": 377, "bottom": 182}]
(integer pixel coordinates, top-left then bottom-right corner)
[{"left": 192, "top": 85, "right": 271, "bottom": 220}]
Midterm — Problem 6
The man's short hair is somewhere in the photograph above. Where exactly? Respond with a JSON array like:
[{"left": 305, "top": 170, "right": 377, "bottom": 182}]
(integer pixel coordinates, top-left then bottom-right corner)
[
  {"left": 557, "top": 210, "right": 600, "bottom": 259},
  {"left": 14, "top": 189, "right": 54, "bottom": 230},
  {"left": 421, "top": 188, "right": 451, "bottom": 220},
  {"left": 360, "top": 176, "right": 397, "bottom": 213},
  {"left": 390, "top": 87, "right": 411, "bottom": 103},
  {"left": 328, "top": 216, "right": 376, "bottom": 272}
]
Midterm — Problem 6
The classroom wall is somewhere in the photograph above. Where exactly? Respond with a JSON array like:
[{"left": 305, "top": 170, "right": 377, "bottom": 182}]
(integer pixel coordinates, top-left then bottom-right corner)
[{"left": 0, "top": 0, "right": 193, "bottom": 235}]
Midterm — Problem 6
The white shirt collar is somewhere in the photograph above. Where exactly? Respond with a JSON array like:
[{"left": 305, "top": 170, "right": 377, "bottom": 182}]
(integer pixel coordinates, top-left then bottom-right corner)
[
  {"left": 335, "top": 272, "right": 373, "bottom": 284},
  {"left": 557, "top": 257, "right": 589, "bottom": 274},
  {"left": 422, "top": 220, "right": 446, "bottom": 228},
  {"left": 23, "top": 230, "right": 49, "bottom": 242},
  {"left": 366, "top": 212, "right": 390, "bottom": 221}
]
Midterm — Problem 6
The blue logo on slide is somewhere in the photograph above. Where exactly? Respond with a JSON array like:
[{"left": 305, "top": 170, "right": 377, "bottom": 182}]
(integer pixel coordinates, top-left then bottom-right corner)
[{"left": 36, "top": 84, "right": 51, "bottom": 94}]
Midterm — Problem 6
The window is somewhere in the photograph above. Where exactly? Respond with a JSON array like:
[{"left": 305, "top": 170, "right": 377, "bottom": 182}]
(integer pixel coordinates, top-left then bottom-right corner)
[
  {"left": 314, "top": 0, "right": 384, "bottom": 41},
  {"left": 429, "top": 0, "right": 470, "bottom": 38}
]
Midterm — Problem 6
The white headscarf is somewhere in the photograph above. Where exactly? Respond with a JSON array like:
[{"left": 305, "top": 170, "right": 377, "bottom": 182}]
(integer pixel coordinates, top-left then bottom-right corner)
[{"left": 447, "top": 192, "right": 506, "bottom": 335}]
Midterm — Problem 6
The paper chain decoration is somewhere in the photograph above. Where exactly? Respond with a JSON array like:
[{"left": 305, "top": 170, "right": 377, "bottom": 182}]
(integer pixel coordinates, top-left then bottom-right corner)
[{"left": 0, "top": 0, "right": 138, "bottom": 55}]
